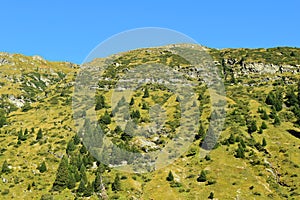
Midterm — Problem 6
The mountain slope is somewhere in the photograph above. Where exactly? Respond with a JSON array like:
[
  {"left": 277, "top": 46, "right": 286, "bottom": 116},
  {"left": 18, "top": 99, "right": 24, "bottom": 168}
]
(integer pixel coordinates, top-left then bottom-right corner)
[{"left": 0, "top": 46, "right": 299, "bottom": 199}]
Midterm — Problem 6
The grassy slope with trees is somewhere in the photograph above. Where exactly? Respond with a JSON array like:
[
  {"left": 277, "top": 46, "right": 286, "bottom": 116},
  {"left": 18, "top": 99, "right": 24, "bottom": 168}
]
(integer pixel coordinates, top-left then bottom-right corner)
[{"left": 0, "top": 47, "right": 299, "bottom": 199}]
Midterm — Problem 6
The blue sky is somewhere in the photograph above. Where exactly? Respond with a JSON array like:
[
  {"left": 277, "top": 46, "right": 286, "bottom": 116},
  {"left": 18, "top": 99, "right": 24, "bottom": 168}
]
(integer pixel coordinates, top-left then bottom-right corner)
[{"left": 0, "top": 0, "right": 299, "bottom": 63}]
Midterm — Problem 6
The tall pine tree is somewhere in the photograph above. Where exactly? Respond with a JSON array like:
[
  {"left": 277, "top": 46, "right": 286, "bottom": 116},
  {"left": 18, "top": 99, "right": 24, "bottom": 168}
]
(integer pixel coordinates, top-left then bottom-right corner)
[
  {"left": 36, "top": 128, "right": 43, "bottom": 140},
  {"left": 77, "top": 179, "right": 86, "bottom": 193},
  {"left": 112, "top": 174, "right": 121, "bottom": 191},
  {"left": 52, "top": 156, "right": 69, "bottom": 191},
  {"left": 83, "top": 182, "right": 93, "bottom": 197},
  {"left": 67, "top": 174, "right": 76, "bottom": 189},
  {"left": 94, "top": 172, "right": 103, "bottom": 193}
]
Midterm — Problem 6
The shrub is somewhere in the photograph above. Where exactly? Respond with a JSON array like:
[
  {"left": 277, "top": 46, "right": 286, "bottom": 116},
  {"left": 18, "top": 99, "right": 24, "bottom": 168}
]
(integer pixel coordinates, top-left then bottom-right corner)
[
  {"left": 205, "top": 155, "right": 211, "bottom": 161},
  {"left": 170, "top": 181, "right": 182, "bottom": 187},
  {"left": 1, "top": 189, "right": 9, "bottom": 195},
  {"left": 22, "top": 103, "right": 32, "bottom": 112},
  {"left": 206, "top": 180, "right": 217, "bottom": 185}
]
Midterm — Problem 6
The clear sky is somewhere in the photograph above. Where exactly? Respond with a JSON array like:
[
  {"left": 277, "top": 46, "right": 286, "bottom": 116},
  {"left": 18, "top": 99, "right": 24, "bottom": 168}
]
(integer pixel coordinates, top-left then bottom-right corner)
[{"left": 0, "top": 0, "right": 299, "bottom": 63}]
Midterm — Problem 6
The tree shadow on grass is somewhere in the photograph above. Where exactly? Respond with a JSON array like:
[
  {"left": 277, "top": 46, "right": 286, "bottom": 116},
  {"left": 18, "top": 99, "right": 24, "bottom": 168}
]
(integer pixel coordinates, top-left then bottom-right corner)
[{"left": 287, "top": 129, "right": 300, "bottom": 139}]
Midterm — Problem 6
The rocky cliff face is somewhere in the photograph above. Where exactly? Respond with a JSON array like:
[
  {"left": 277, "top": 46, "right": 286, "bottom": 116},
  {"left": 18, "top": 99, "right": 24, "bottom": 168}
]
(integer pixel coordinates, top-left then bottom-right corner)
[
  {"left": 220, "top": 58, "right": 300, "bottom": 75},
  {"left": 208, "top": 47, "right": 300, "bottom": 84},
  {"left": 0, "top": 53, "right": 78, "bottom": 110}
]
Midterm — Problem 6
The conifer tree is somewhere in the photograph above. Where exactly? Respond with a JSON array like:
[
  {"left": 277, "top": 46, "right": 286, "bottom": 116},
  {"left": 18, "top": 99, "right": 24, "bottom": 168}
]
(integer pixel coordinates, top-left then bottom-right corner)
[
  {"left": 262, "top": 138, "right": 267, "bottom": 147},
  {"left": 298, "top": 80, "right": 300, "bottom": 103},
  {"left": 274, "top": 115, "right": 281, "bottom": 126},
  {"left": 208, "top": 192, "right": 214, "bottom": 199},
  {"left": 197, "top": 92, "right": 203, "bottom": 100},
  {"left": 77, "top": 179, "right": 86, "bottom": 193},
  {"left": 261, "top": 121, "right": 267, "bottom": 129},
  {"left": 201, "top": 125, "right": 217, "bottom": 150},
  {"left": 114, "top": 125, "right": 122, "bottom": 134},
  {"left": 95, "top": 94, "right": 105, "bottom": 110},
  {"left": 97, "top": 163, "right": 106, "bottom": 174},
  {"left": 99, "top": 111, "right": 111, "bottom": 125},
  {"left": 0, "top": 109, "right": 6, "bottom": 128},
  {"left": 228, "top": 133, "right": 235, "bottom": 144},
  {"left": 129, "top": 97, "right": 134, "bottom": 106},
  {"left": 247, "top": 120, "right": 257, "bottom": 134},
  {"left": 112, "top": 174, "right": 121, "bottom": 191},
  {"left": 36, "top": 128, "right": 43, "bottom": 140},
  {"left": 52, "top": 156, "right": 69, "bottom": 191},
  {"left": 143, "top": 87, "right": 149, "bottom": 98},
  {"left": 266, "top": 91, "right": 275, "bottom": 105},
  {"left": 197, "top": 170, "right": 207, "bottom": 182},
  {"left": 269, "top": 107, "right": 276, "bottom": 119},
  {"left": 240, "top": 139, "right": 246, "bottom": 149},
  {"left": 73, "top": 134, "right": 81, "bottom": 145},
  {"left": 195, "top": 123, "right": 205, "bottom": 140},
  {"left": 266, "top": 91, "right": 282, "bottom": 111},
  {"left": 94, "top": 172, "right": 103, "bottom": 193},
  {"left": 80, "top": 145, "right": 87, "bottom": 154},
  {"left": 235, "top": 145, "right": 245, "bottom": 158},
  {"left": 83, "top": 182, "right": 93, "bottom": 197},
  {"left": 18, "top": 130, "right": 26, "bottom": 141},
  {"left": 1, "top": 160, "right": 10, "bottom": 174},
  {"left": 74, "top": 170, "right": 81, "bottom": 182},
  {"left": 80, "top": 164, "right": 87, "bottom": 184},
  {"left": 130, "top": 110, "right": 141, "bottom": 119},
  {"left": 67, "top": 174, "right": 76, "bottom": 189},
  {"left": 205, "top": 154, "right": 211, "bottom": 161},
  {"left": 27, "top": 184, "right": 31, "bottom": 191},
  {"left": 261, "top": 110, "right": 269, "bottom": 120},
  {"left": 286, "top": 87, "right": 298, "bottom": 107},
  {"left": 66, "top": 140, "right": 75, "bottom": 154},
  {"left": 38, "top": 161, "right": 47, "bottom": 173},
  {"left": 166, "top": 171, "right": 174, "bottom": 182},
  {"left": 142, "top": 102, "right": 148, "bottom": 110}
]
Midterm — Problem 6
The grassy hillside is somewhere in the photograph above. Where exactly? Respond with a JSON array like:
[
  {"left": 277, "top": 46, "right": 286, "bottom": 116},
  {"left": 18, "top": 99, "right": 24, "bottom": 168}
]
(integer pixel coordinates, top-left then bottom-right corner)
[{"left": 0, "top": 46, "right": 299, "bottom": 200}]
